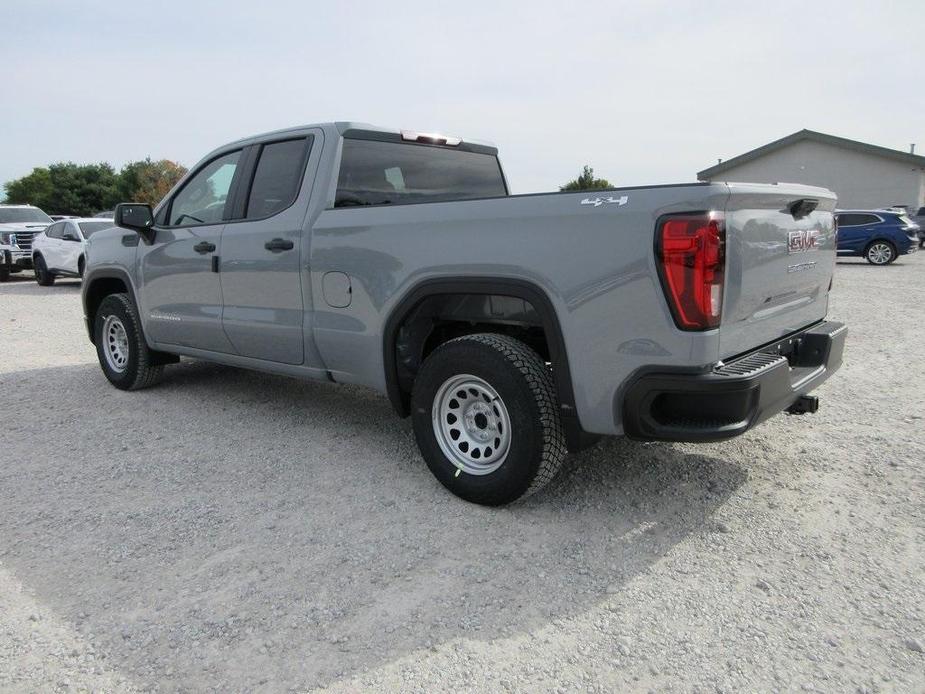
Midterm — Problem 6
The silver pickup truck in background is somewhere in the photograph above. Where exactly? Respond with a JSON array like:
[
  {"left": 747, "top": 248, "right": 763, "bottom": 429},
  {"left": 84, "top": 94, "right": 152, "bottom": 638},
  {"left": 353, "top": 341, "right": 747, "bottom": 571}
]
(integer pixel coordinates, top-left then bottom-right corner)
[{"left": 81, "top": 122, "right": 846, "bottom": 505}]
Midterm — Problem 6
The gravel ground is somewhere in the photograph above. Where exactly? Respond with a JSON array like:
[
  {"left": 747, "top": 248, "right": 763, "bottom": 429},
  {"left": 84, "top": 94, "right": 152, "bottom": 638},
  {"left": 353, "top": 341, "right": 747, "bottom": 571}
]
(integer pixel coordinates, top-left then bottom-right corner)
[{"left": 0, "top": 256, "right": 923, "bottom": 693}]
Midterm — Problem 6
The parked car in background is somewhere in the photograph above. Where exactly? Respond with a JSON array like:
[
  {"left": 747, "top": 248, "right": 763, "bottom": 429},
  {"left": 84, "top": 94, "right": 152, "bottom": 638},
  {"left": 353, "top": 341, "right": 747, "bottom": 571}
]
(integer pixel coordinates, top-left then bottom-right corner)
[
  {"left": 31, "top": 217, "right": 113, "bottom": 285},
  {"left": 49, "top": 214, "right": 78, "bottom": 221},
  {"left": 0, "top": 204, "right": 52, "bottom": 281},
  {"left": 910, "top": 206, "right": 925, "bottom": 248},
  {"left": 94, "top": 210, "right": 115, "bottom": 219},
  {"left": 834, "top": 209, "right": 919, "bottom": 264}
]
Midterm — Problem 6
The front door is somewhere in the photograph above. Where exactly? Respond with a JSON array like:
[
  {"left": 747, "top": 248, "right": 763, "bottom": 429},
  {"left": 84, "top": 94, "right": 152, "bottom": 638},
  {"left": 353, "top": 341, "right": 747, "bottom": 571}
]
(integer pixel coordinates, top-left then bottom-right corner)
[
  {"left": 41, "top": 222, "right": 67, "bottom": 270},
  {"left": 138, "top": 149, "right": 242, "bottom": 353},
  {"left": 218, "top": 137, "right": 314, "bottom": 364},
  {"left": 59, "top": 221, "right": 85, "bottom": 274}
]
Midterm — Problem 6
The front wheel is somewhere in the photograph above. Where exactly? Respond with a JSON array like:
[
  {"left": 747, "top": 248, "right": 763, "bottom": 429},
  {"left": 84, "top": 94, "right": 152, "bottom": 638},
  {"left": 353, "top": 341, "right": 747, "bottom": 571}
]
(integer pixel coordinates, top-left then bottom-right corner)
[
  {"left": 411, "top": 333, "right": 567, "bottom": 505},
  {"left": 94, "top": 293, "right": 165, "bottom": 390},
  {"left": 34, "top": 256, "right": 55, "bottom": 286},
  {"left": 865, "top": 241, "right": 897, "bottom": 265},
  {"left": 0, "top": 265, "right": 9, "bottom": 282}
]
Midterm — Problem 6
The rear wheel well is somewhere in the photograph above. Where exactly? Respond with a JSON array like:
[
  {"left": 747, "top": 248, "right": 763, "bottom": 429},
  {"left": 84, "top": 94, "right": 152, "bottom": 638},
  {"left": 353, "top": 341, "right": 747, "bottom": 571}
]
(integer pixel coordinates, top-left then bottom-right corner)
[
  {"left": 383, "top": 279, "right": 588, "bottom": 450},
  {"left": 395, "top": 293, "right": 550, "bottom": 396},
  {"left": 85, "top": 277, "right": 130, "bottom": 342}
]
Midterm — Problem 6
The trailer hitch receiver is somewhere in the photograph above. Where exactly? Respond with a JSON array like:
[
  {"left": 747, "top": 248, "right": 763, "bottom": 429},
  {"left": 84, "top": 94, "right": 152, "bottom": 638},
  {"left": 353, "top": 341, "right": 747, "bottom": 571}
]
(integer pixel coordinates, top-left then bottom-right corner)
[{"left": 786, "top": 394, "right": 819, "bottom": 415}]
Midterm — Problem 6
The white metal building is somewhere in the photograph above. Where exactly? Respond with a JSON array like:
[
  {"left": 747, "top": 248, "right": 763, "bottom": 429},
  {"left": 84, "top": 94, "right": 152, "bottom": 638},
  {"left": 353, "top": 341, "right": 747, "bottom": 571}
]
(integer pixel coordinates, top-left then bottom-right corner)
[{"left": 698, "top": 130, "right": 925, "bottom": 211}]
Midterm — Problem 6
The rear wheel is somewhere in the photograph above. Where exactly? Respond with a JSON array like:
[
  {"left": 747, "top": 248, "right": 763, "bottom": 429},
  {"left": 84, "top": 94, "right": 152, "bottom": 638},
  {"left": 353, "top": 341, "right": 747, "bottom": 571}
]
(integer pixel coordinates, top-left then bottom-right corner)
[
  {"left": 94, "top": 293, "right": 165, "bottom": 390},
  {"left": 411, "top": 333, "right": 566, "bottom": 506},
  {"left": 865, "top": 240, "right": 896, "bottom": 265},
  {"left": 0, "top": 265, "right": 9, "bottom": 282},
  {"left": 34, "top": 256, "right": 55, "bottom": 286}
]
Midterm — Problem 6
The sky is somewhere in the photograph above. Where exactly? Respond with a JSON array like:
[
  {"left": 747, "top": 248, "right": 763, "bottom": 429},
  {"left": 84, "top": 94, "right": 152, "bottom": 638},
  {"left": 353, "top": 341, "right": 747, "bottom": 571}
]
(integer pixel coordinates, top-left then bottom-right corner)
[{"left": 2, "top": 0, "right": 923, "bottom": 196}]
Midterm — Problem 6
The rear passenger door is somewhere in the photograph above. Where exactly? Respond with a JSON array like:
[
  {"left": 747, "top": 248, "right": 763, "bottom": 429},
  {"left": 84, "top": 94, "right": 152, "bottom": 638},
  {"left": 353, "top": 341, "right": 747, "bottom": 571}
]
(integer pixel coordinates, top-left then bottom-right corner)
[{"left": 219, "top": 134, "right": 318, "bottom": 365}]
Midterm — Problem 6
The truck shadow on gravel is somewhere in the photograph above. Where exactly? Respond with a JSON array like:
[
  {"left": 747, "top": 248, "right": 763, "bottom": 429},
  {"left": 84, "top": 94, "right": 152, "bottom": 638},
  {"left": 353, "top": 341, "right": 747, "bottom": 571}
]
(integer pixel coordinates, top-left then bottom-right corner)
[{"left": 0, "top": 360, "right": 747, "bottom": 690}]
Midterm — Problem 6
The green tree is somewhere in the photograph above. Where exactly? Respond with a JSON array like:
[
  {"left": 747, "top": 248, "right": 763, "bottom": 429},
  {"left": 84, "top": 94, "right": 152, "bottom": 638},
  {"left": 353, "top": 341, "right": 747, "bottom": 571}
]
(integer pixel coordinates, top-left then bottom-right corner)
[
  {"left": 119, "top": 158, "right": 187, "bottom": 206},
  {"left": 4, "top": 167, "right": 53, "bottom": 208},
  {"left": 4, "top": 158, "right": 188, "bottom": 215},
  {"left": 560, "top": 165, "right": 613, "bottom": 191},
  {"left": 4, "top": 162, "right": 121, "bottom": 216}
]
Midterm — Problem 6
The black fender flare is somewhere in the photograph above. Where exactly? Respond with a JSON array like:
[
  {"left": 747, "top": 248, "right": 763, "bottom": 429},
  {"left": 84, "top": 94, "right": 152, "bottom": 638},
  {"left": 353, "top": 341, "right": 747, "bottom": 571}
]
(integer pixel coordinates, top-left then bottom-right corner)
[
  {"left": 82, "top": 266, "right": 141, "bottom": 343},
  {"left": 382, "top": 276, "right": 588, "bottom": 448}
]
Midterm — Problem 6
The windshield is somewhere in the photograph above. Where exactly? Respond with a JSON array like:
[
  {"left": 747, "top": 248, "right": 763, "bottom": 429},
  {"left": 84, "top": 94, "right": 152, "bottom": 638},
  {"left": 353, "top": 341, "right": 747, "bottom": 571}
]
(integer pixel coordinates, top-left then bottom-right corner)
[
  {"left": 0, "top": 207, "right": 53, "bottom": 224},
  {"left": 78, "top": 221, "right": 114, "bottom": 237}
]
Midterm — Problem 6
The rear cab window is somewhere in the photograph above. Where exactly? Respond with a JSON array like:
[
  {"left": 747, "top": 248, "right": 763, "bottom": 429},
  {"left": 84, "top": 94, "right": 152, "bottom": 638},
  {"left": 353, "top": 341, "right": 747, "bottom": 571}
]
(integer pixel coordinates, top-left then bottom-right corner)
[{"left": 334, "top": 136, "right": 507, "bottom": 208}]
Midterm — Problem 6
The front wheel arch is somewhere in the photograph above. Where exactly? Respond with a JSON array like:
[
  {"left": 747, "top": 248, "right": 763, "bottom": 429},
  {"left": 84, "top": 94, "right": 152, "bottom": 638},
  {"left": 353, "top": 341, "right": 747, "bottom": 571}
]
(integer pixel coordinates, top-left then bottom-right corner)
[{"left": 83, "top": 270, "right": 138, "bottom": 344}]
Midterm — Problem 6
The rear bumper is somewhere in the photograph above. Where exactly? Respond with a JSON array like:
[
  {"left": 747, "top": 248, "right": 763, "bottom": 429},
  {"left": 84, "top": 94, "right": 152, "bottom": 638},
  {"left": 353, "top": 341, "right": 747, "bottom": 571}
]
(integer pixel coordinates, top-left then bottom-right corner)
[{"left": 622, "top": 320, "right": 846, "bottom": 442}]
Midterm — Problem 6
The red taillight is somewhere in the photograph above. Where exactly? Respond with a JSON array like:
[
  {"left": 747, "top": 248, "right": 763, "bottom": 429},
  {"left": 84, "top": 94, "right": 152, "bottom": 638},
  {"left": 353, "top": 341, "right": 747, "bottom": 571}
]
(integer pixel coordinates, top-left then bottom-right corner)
[{"left": 657, "top": 212, "right": 725, "bottom": 330}]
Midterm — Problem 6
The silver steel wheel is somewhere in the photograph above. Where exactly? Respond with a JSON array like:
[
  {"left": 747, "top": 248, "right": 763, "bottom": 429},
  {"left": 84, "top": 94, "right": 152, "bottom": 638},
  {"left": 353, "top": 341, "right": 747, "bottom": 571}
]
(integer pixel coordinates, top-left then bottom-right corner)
[
  {"left": 432, "top": 374, "right": 512, "bottom": 475},
  {"left": 102, "top": 315, "right": 130, "bottom": 373},
  {"left": 867, "top": 242, "right": 893, "bottom": 264}
]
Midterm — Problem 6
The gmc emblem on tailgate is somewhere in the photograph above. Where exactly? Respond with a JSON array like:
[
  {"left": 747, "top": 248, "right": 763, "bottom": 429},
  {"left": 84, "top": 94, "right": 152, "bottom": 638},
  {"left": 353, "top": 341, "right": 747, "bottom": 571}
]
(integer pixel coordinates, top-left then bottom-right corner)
[{"left": 788, "top": 229, "right": 819, "bottom": 254}]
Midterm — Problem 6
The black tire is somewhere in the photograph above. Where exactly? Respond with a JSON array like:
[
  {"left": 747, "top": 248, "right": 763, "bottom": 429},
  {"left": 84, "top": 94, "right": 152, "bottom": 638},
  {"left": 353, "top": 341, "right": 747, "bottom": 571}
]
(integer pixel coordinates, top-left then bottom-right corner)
[
  {"left": 34, "top": 256, "right": 55, "bottom": 286},
  {"left": 411, "top": 333, "right": 567, "bottom": 505},
  {"left": 77, "top": 256, "right": 85, "bottom": 278},
  {"left": 0, "top": 265, "right": 9, "bottom": 282},
  {"left": 94, "top": 293, "right": 165, "bottom": 390},
  {"left": 864, "top": 240, "right": 897, "bottom": 265}
]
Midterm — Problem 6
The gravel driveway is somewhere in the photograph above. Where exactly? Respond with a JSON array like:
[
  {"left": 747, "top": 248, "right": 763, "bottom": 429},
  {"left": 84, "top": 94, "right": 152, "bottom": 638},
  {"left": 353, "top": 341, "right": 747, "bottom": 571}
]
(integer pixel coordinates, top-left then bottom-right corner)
[{"left": 1, "top": 256, "right": 923, "bottom": 693}]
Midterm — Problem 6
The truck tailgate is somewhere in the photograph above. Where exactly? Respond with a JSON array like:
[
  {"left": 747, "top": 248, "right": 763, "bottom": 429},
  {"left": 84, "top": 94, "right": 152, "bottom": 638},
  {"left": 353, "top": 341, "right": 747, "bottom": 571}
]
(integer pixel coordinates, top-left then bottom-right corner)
[{"left": 720, "top": 183, "right": 838, "bottom": 359}]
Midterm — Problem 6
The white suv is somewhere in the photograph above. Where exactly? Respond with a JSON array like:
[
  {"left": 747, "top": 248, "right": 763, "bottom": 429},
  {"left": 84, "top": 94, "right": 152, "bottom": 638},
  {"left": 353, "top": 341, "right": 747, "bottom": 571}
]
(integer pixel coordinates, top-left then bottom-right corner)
[
  {"left": 32, "top": 217, "right": 114, "bottom": 285},
  {"left": 0, "top": 204, "right": 52, "bottom": 282}
]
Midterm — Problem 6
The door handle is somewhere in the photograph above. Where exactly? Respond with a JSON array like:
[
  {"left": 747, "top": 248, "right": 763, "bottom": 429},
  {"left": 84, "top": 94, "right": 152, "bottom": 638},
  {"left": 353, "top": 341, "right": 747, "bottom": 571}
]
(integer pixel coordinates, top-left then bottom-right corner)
[
  {"left": 194, "top": 241, "right": 216, "bottom": 254},
  {"left": 264, "top": 238, "right": 294, "bottom": 252}
]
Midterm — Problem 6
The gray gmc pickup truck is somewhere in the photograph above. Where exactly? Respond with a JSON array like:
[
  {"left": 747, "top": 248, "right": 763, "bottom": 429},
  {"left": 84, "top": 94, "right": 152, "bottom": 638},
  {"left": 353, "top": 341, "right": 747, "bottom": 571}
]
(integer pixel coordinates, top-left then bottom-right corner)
[{"left": 82, "top": 122, "right": 846, "bottom": 505}]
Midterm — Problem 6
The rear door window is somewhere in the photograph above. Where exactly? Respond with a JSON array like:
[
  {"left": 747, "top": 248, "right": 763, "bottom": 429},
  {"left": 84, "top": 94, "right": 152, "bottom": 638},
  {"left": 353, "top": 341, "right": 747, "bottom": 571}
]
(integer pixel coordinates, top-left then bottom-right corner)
[
  {"left": 335, "top": 138, "right": 507, "bottom": 208},
  {"left": 837, "top": 213, "right": 878, "bottom": 226},
  {"left": 244, "top": 139, "right": 310, "bottom": 219}
]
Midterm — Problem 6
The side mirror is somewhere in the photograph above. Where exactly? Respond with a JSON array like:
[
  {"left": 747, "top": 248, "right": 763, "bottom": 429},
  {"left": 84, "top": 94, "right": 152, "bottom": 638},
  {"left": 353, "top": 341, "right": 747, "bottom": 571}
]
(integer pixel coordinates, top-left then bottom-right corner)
[
  {"left": 115, "top": 203, "right": 155, "bottom": 238},
  {"left": 62, "top": 231, "right": 80, "bottom": 242}
]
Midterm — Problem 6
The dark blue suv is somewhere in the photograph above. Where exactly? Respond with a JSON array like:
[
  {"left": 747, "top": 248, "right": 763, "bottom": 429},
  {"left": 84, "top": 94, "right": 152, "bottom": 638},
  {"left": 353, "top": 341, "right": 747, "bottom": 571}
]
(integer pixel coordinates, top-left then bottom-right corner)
[{"left": 835, "top": 209, "right": 919, "bottom": 265}]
